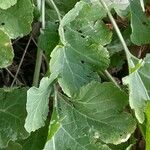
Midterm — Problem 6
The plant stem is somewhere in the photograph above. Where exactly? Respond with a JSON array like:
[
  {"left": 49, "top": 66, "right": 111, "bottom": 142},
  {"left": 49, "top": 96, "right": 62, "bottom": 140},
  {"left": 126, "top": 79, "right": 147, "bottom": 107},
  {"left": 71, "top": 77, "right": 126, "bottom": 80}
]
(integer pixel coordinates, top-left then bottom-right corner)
[
  {"left": 33, "top": 0, "right": 45, "bottom": 87},
  {"left": 6, "top": 68, "right": 22, "bottom": 85},
  {"left": 37, "top": 0, "right": 42, "bottom": 10},
  {"left": 104, "top": 70, "right": 121, "bottom": 90},
  {"left": 98, "top": 0, "right": 135, "bottom": 68},
  {"left": 140, "top": 0, "right": 145, "bottom": 12},
  {"left": 146, "top": 103, "right": 150, "bottom": 150}
]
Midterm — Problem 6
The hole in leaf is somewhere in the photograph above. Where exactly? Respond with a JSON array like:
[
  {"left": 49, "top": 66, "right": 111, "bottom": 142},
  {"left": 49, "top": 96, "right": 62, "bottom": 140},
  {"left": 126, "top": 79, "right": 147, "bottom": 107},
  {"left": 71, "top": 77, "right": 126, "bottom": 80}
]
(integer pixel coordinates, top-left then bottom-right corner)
[
  {"left": 81, "top": 60, "right": 85, "bottom": 64},
  {"left": 1, "top": 22, "right": 5, "bottom": 26},
  {"left": 142, "top": 21, "right": 148, "bottom": 26}
]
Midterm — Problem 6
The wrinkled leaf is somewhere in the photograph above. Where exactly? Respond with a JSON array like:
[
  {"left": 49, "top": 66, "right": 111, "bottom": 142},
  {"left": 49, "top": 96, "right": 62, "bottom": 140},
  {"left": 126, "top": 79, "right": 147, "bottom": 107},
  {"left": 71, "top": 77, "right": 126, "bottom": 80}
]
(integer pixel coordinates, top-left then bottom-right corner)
[
  {"left": 0, "top": 0, "right": 17, "bottom": 10},
  {"left": 0, "top": 88, "right": 29, "bottom": 148},
  {"left": 50, "top": 1, "right": 112, "bottom": 96},
  {"left": 0, "top": 30, "right": 14, "bottom": 68},
  {"left": 45, "top": 82, "right": 136, "bottom": 149},
  {"left": 25, "top": 74, "right": 57, "bottom": 133},
  {"left": 0, "top": 0, "right": 33, "bottom": 39}
]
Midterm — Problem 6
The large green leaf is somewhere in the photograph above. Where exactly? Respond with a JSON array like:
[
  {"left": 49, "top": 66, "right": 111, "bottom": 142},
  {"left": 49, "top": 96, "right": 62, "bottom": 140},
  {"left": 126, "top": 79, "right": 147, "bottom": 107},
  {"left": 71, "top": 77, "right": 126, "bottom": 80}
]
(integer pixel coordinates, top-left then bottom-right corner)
[
  {"left": 25, "top": 74, "right": 57, "bottom": 133},
  {"left": 50, "top": 1, "right": 112, "bottom": 97},
  {"left": 0, "top": 0, "right": 33, "bottom": 39},
  {"left": 44, "top": 82, "right": 136, "bottom": 149},
  {"left": 0, "top": 88, "right": 29, "bottom": 148},
  {"left": 130, "top": 0, "right": 150, "bottom": 45},
  {"left": 0, "top": 0, "right": 17, "bottom": 10},
  {"left": 123, "top": 54, "right": 150, "bottom": 123},
  {"left": 0, "top": 30, "right": 14, "bottom": 68}
]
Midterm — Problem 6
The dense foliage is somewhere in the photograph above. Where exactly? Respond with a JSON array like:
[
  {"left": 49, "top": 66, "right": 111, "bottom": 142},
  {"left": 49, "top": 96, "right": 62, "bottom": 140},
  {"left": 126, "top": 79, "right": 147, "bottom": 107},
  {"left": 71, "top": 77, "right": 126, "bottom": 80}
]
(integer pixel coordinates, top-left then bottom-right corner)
[{"left": 0, "top": 0, "right": 150, "bottom": 149}]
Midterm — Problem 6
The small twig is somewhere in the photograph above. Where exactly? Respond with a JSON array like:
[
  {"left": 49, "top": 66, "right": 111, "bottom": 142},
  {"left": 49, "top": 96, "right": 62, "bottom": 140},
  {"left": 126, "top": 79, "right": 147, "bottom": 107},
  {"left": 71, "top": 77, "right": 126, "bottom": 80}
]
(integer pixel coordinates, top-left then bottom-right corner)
[
  {"left": 104, "top": 70, "right": 121, "bottom": 90},
  {"left": 11, "top": 36, "right": 32, "bottom": 87},
  {"left": 5, "top": 68, "right": 22, "bottom": 85}
]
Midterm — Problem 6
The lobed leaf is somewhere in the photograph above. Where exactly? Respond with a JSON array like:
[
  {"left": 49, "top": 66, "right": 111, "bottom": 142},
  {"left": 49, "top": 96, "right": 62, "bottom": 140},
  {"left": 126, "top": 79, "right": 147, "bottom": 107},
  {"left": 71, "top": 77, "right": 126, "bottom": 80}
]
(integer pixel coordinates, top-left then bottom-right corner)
[{"left": 50, "top": 1, "right": 112, "bottom": 97}]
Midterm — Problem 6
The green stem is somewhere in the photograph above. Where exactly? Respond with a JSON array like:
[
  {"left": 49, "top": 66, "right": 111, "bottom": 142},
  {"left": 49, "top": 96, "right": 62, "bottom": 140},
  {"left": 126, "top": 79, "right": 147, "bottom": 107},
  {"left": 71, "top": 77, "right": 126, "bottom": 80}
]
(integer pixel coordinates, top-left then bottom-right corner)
[
  {"left": 33, "top": 48, "right": 43, "bottom": 86},
  {"left": 146, "top": 103, "right": 150, "bottom": 150},
  {"left": 98, "top": 0, "right": 135, "bottom": 68},
  {"left": 138, "top": 123, "right": 146, "bottom": 140},
  {"left": 33, "top": 0, "right": 45, "bottom": 87},
  {"left": 37, "top": 0, "right": 42, "bottom": 10},
  {"left": 104, "top": 70, "right": 121, "bottom": 90}
]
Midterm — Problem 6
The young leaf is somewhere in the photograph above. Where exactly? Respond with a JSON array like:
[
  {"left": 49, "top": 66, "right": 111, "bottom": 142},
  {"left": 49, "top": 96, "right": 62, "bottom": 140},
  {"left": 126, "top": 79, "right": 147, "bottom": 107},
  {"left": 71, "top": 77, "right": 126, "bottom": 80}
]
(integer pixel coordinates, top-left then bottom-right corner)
[
  {"left": 0, "top": 30, "right": 14, "bottom": 68},
  {"left": 130, "top": 0, "right": 150, "bottom": 45},
  {"left": 123, "top": 54, "right": 150, "bottom": 123},
  {"left": 0, "top": 88, "right": 29, "bottom": 148},
  {"left": 25, "top": 74, "right": 57, "bottom": 133},
  {"left": 0, "top": 0, "right": 17, "bottom": 10},
  {"left": 44, "top": 82, "right": 136, "bottom": 149},
  {"left": 0, "top": 0, "right": 33, "bottom": 39},
  {"left": 50, "top": 1, "right": 112, "bottom": 96}
]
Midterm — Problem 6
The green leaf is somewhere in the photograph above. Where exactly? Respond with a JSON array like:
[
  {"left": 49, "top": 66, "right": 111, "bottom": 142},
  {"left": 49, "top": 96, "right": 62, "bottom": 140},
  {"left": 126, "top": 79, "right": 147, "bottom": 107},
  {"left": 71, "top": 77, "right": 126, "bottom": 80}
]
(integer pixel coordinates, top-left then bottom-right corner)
[
  {"left": 0, "top": 0, "right": 33, "bottom": 39},
  {"left": 90, "top": 0, "right": 129, "bottom": 17},
  {"left": 50, "top": 0, "right": 79, "bottom": 13},
  {"left": 0, "top": 88, "right": 29, "bottom": 148},
  {"left": 0, "top": 30, "right": 14, "bottom": 68},
  {"left": 20, "top": 119, "right": 50, "bottom": 150},
  {"left": 130, "top": 0, "right": 150, "bottom": 45},
  {"left": 45, "top": 82, "right": 136, "bottom": 149},
  {"left": 107, "top": 28, "right": 131, "bottom": 56},
  {"left": 46, "top": 108, "right": 60, "bottom": 141},
  {"left": 111, "top": 0, "right": 130, "bottom": 17},
  {"left": 24, "top": 74, "right": 57, "bottom": 133},
  {"left": 2, "top": 141, "right": 22, "bottom": 150},
  {"left": 38, "top": 22, "right": 59, "bottom": 58},
  {"left": 50, "top": 1, "right": 112, "bottom": 96},
  {"left": 0, "top": 0, "right": 17, "bottom": 10},
  {"left": 123, "top": 54, "right": 150, "bottom": 123}
]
